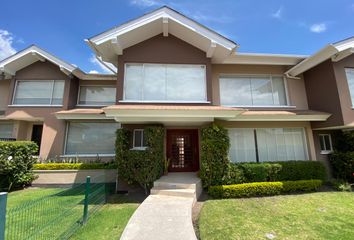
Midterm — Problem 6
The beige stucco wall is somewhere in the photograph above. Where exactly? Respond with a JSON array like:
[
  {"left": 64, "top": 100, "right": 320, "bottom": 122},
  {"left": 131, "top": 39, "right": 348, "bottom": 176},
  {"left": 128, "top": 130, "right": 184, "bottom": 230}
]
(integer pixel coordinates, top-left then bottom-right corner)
[
  {"left": 0, "top": 79, "right": 10, "bottom": 111},
  {"left": 215, "top": 120, "right": 316, "bottom": 160},
  {"left": 32, "top": 169, "right": 117, "bottom": 185},
  {"left": 211, "top": 64, "right": 309, "bottom": 109}
]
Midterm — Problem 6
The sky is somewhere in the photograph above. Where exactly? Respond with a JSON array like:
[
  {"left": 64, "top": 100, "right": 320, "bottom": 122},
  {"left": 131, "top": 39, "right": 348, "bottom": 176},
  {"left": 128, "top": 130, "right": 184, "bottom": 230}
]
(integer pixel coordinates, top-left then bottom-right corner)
[{"left": 0, "top": 0, "right": 353, "bottom": 73}]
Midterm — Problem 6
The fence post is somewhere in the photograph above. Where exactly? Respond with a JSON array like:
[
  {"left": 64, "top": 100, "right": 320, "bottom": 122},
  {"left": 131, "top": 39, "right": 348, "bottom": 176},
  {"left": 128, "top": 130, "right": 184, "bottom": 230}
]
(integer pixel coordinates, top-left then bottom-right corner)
[
  {"left": 82, "top": 176, "right": 91, "bottom": 224},
  {"left": 0, "top": 192, "right": 8, "bottom": 240}
]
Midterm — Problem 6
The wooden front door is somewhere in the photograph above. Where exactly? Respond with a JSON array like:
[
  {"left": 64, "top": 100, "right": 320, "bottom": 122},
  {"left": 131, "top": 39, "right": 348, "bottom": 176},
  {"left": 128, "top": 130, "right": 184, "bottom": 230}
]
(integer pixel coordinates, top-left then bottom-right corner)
[{"left": 166, "top": 129, "right": 199, "bottom": 172}]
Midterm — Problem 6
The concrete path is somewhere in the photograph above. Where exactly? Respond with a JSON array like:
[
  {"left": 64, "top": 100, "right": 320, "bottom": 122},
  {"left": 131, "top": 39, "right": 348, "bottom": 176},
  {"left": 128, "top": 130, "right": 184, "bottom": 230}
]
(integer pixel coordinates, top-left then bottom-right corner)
[{"left": 120, "top": 194, "right": 197, "bottom": 240}]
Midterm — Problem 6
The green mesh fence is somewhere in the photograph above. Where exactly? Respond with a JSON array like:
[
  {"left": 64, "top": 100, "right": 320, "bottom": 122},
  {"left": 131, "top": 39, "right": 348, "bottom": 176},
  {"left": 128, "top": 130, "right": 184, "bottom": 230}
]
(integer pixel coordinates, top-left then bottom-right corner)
[{"left": 5, "top": 174, "right": 107, "bottom": 240}]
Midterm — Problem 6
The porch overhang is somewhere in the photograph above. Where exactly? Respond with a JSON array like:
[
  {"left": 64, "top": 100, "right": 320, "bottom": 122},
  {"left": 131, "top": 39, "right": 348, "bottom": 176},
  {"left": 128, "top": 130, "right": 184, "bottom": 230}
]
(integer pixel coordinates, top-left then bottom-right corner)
[
  {"left": 103, "top": 105, "right": 245, "bottom": 124},
  {"left": 227, "top": 110, "right": 331, "bottom": 122},
  {"left": 55, "top": 109, "right": 113, "bottom": 120}
]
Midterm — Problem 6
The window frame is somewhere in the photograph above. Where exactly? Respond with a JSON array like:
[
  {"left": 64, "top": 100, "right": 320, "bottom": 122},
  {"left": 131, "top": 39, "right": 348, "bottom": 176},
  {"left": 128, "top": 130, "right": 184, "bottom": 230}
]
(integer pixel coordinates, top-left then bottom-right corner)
[
  {"left": 11, "top": 80, "right": 65, "bottom": 107},
  {"left": 227, "top": 127, "right": 309, "bottom": 163},
  {"left": 319, "top": 134, "right": 333, "bottom": 155},
  {"left": 63, "top": 121, "right": 120, "bottom": 157},
  {"left": 219, "top": 74, "right": 291, "bottom": 108},
  {"left": 132, "top": 129, "right": 147, "bottom": 150},
  {"left": 122, "top": 63, "right": 209, "bottom": 103},
  {"left": 76, "top": 85, "right": 116, "bottom": 106},
  {"left": 344, "top": 68, "right": 354, "bottom": 108}
]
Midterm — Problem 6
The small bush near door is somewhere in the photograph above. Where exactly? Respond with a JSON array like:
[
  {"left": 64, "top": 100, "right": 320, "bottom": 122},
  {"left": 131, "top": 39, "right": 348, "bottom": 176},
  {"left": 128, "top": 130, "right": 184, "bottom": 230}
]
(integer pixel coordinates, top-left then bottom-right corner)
[
  {"left": 115, "top": 126, "right": 165, "bottom": 194},
  {"left": 0, "top": 141, "right": 38, "bottom": 191}
]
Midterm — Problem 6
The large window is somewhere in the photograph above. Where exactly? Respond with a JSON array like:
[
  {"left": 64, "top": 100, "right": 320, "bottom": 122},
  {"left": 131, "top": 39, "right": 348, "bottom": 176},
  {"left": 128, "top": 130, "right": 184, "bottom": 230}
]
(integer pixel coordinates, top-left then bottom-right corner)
[
  {"left": 0, "top": 123, "right": 13, "bottom": 139},
  {"left": 13, "top": 80, "right": 65, "bottom": 105},
  {"left": 345, "top": 68, "right": 354, "bottom": 106},
  {"left": 220, "top": 75, "right": 287, "bottom": 106},
  {"left": 78, "top": 86, "right": 116, "bottom": 106},
  {"left": 124, "top": 63, "right": 207, "bottom": 102},
  {"left": 228, "top": 128, "right": 308, "bottom": 163},
  {"left": 65, "top": 122, "right": 119, "bottom": 155}
]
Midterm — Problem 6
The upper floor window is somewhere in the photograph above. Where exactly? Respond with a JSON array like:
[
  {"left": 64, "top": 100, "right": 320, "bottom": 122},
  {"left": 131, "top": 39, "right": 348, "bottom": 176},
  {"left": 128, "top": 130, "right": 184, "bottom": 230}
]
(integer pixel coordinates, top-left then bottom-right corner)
[
  {"left": 13, "top": 80, "right": 65, "bottom": 106},
  {"left": 78, "top": 86, "right": 116, "bottom": 106},
  {"left": 219, "top": 75, "right": 287, "bottom": 107},
  {"left": 124, "top": 63, "right": 207, "bottom": 102},
  {"left": 345, "top": 68, "right": 354, "bottom": 106}
]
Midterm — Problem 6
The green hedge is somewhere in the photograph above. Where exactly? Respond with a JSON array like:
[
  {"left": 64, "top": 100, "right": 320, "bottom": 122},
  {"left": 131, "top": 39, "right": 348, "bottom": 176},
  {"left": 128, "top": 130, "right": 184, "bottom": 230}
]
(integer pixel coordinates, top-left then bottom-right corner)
[
  {"left": 0, "top": 141, "right": 38, "bottom": 191},
  {"left": 330, "top": 152, "right": 354, "bottom": 183},
  {"left": 33, "top": 162, "right": 117, "bottom": 170},
  {"left": 116, "top": 126, "right": 165, "bottom": 194},
  {"left": 225, "top": 161, "right": 327, "bottom": 185},
  {"left": 208, "top": 180, "right": 323, "bottom": 198},
  {"left": 199, "top": 124, "right": 230, "bottom": 187}
]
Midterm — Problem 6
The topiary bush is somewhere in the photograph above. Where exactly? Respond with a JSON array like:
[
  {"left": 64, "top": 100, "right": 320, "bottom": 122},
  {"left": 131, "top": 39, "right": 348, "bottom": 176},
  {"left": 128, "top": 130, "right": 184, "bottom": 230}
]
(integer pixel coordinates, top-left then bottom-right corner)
[
  {"left": 208, "top": 180, "right": 323, "bottom": 198},
  {"left": 0, "top": 141, "right": 38, "bottom": 191},
  {"left": 199, "top": 124, "right": 230, "bottom": 187},
  {"left": 116, "top": 126, "right": 165, "bottom": 194}
]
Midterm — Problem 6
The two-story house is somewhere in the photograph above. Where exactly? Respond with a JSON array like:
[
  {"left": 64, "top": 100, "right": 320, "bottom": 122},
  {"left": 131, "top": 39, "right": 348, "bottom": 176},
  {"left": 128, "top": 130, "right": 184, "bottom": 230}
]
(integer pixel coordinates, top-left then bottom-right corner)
[{"left": 0, "top": 6, "right": 352, "bottom": 173}]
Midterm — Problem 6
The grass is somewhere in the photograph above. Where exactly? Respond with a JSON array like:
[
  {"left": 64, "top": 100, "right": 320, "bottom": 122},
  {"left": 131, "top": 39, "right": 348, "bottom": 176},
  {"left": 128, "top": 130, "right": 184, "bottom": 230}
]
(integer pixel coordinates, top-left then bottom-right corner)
[
  {"left": 199, "top": 192, "right": 354, "bottom": 240},
  {"left": 70, "top": 195, "right": 139, "bottom": 240},
  {"left": 6, "top": 187, "right": 139, "bottom": 240}
]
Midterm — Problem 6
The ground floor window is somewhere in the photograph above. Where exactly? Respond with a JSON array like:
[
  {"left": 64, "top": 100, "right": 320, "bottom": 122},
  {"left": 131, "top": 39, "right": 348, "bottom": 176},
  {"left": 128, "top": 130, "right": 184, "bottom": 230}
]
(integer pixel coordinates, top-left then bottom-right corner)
[
  {"left": 65, "top": 122, "right": 119, "bottom": 155},
  {"left": 319, "top": 134, "right": 333, "bottom": 154},
  {"left": 0, "top": 123, "right": 14, "bottom": 139},
  {"left": 228, "top": 128, "right": 308, "bottom": 163},
  {"left": 132, "top": 129, "right": 147, "bottom": 150}
]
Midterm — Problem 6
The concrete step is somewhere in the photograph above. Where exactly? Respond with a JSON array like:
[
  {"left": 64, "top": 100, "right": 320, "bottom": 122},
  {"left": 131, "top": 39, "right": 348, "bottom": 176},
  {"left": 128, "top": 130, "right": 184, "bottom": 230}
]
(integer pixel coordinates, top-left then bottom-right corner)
[
  {"left": 153, "top": 181, "right": 197, "bottom": 190},
  {"left": 150, "top": 187, "right": 196, "bottom": 198}
]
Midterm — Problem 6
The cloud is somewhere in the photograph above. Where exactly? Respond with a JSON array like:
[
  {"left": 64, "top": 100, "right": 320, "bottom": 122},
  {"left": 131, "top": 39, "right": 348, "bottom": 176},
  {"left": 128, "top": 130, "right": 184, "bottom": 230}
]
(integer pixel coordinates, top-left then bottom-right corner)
[
  {"left": 0, "top": 29, "right": 16, "bottom": 61},
  {"left": 310, "top": 23, "right": 327, "bottom": 33},
  {"left": 89, "top": 70, "right": 99, "bottom": 74},
  {"left": 271, "top": 7, "right": 283, "bottom": 19},
  {"left": 130, "top": 0, "right": 160, "bottom": 7},
  {"left": 89, "top": 55, "right": 113, "bottom": 73}
]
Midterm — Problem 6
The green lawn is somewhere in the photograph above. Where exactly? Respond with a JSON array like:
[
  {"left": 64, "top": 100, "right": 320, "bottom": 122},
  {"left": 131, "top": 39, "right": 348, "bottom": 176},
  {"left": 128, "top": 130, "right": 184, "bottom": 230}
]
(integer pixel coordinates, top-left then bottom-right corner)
[
  {"left": 199, "top": 192, "right": 354, "bottom": 240},
  {"left": 6, "top": 187, "right": 139, "bottom": 240}
]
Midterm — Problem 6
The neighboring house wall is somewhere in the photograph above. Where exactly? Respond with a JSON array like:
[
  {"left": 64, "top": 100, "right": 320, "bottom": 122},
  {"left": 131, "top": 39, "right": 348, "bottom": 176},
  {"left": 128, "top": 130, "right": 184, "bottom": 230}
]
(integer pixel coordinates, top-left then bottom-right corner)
[
  {"left": 0, "top": 79, "right": 10, "bottom": 112},
  {"left": 117, "top": 34, "right": 212, "bottom": 103},
  {"left": 332, "top": 54, "right": 354, "bottom": 125},
  {"left": 304, "top": 59, "right": 344, "bottom": 129},
  {"left": 5, "top": 61, "right": 78, "bottom": 159},
  {"left": 211, "top": 64, "right": 309, "bottom": 109}
]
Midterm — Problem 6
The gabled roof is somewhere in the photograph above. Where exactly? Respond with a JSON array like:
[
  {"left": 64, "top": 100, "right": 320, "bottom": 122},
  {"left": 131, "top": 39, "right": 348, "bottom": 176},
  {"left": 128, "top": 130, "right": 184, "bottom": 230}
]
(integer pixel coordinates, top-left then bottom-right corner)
[
  {"left": 87, "top": 6, "right": 239, "bottom": 66},
  {"left": 0, "top": 45, "right": 85, "bottom": 78},
  {"left": 286, "top": 36, "right": 354, "bottom": 77}
]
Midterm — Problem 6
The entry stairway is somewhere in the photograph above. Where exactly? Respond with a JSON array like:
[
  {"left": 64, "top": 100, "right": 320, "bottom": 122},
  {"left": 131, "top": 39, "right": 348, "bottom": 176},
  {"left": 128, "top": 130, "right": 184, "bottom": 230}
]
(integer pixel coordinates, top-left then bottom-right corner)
[
  {"left": 150, "top": 172, "right": 202, "bottom": 203},
  {"left": 120, "top": 173, "right": 201, "bottom": 240}
]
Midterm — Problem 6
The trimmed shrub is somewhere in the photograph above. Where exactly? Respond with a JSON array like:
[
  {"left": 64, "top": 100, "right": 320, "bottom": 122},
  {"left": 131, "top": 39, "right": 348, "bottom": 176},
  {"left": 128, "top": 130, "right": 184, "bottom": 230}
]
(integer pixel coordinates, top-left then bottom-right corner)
[
  {"left": 222, "top": 163, "right": 245, "bottom": 185},
  {"left": 224, "top": 161, "right": 327, "bottom": 185},
  {"left": 33, "top": 162, "right": 117, "bottom": 170},
  {"left": 0, "top": 141, "right": 38, "bottom": 191},
  {"left": 208, "top": 179, "right": 323, "bottom": 198},
  {"left": 200, "top": 124, "right": 230, "bottom": 187},
  {"left": 282, "top": 180, "right": 323, "bottom": 192},
  {"left": 330, "top": 152, "right": 354, "bottom": 183},
  {"left": 116, "top": 126, "right": 165, "bottom": 194}
]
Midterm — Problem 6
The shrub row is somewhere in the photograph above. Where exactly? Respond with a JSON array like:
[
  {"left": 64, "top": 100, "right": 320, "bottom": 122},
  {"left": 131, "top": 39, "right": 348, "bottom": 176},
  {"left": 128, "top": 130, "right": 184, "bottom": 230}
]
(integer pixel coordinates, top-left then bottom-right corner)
[
  {"left": 208, "top": 179, "right": 323, "bottom": 198},
  {"left": 223, "top": 161, "right": 327, "bottom": 185},
  {"left": 0, "top": 141, "right": 38, "bottom": 191},
  {"left": 330, "top": 152, "right": 354, "bottom": 183},
  {"left": 33, "top": 162, "right": 117, "bottom": 170}
]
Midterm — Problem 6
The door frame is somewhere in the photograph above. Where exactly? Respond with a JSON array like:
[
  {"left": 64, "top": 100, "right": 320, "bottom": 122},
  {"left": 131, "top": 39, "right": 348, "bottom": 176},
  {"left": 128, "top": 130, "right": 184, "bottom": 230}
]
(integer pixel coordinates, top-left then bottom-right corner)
[{"left": 166, "top": 129, "right": 199, "bottom": 172}]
